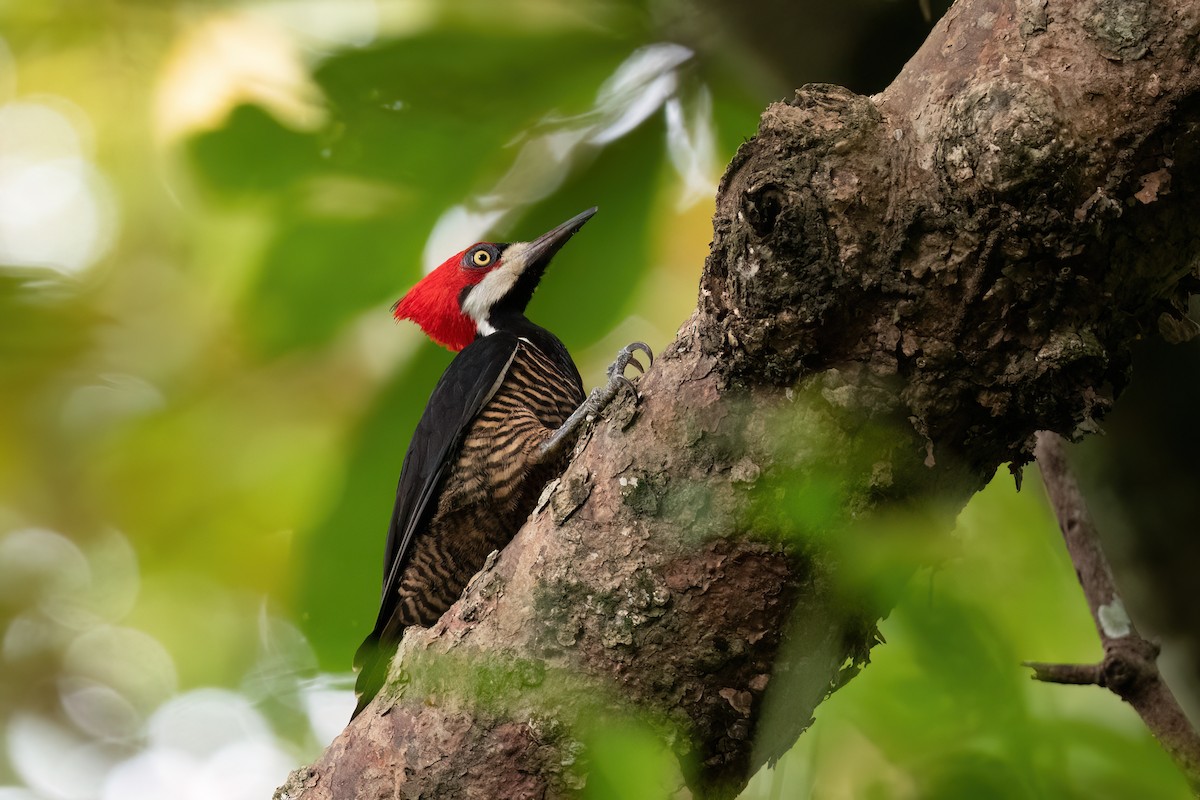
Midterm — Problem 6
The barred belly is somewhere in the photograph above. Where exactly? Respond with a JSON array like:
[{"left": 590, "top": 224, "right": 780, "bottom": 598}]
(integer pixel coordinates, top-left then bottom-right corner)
[{"left": 391, "top": 339, "right": 584, "bottom": 626}]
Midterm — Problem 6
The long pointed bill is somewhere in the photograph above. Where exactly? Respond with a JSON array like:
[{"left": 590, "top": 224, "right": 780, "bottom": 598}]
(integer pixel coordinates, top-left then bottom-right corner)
[
  {"left": 519, "top": 207, "right": 598, "bottom": 272},
  {"left": 461, "top": 207, "right": 598, "bottom": 328}
]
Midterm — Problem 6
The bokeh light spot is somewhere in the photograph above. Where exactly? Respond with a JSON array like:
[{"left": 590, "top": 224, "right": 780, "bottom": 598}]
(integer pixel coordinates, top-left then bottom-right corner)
[
  {"left": 147, "top": 688, "right": 270, "bottom": 757},
  {"left": 62, "top": 626, "right": 178, "bottom": 718},
  {"left": 0, "top": 528, "right": 90, "bottom": 609},
  {"left": 6, "top": 714, "right": 116, "bottom": 800},
  {"left": 0, "top": 102, "right": 116, "bottom": 275}
]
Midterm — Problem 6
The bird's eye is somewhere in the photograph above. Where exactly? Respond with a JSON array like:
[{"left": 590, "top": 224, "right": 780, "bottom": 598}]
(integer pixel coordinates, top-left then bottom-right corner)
[{"left": 471, "top": 248, "right": 492, "bottom": 267}]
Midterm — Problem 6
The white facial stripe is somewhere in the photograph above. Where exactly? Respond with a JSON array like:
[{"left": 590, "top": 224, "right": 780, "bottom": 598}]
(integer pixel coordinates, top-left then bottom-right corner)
[{"left": 461, "top": 241, "right": 532, "bottom": 331}]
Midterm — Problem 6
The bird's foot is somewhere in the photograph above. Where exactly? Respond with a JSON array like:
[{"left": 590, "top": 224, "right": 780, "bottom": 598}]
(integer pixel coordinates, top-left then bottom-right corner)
[
  {"left": 598, "top": 341, "right": 653, "bottom": 406},
  {"left": 536, "top": 342, "right": 653, "bottom": 464}
]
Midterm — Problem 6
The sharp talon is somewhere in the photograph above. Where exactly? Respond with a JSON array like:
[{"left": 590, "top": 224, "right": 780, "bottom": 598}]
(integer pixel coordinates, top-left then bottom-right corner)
[
  {"left": 608, "top": 342, "right": 654, "bottom": 381},
  {"left": 628, "top": 342, "right": 653, "bottom": 366}
]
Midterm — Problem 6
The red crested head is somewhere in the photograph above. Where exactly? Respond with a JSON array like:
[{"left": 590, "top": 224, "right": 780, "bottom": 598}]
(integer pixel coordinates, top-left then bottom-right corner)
[
  {"left": 393, "top": 245, "right": 498, "bottom": 351},
  {"left": 393, "top": 208, "right": 597, "bottom": 352}
]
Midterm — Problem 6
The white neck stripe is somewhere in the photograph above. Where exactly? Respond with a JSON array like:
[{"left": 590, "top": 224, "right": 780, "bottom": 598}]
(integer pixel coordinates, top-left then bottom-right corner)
[{"left": 461, "top": 241, "right": 532, "bottom": 334}]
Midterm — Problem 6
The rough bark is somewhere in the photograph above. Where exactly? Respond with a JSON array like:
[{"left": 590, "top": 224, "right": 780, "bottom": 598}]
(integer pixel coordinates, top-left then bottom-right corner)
[{"left": 277, "top": 0, "right": 1200, "bottom": 797}]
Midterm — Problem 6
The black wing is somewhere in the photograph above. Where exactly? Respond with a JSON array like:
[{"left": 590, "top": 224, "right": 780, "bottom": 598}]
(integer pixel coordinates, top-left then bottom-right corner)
[{"left": 352, "top": 332, "right": 521, "bottom": 717}]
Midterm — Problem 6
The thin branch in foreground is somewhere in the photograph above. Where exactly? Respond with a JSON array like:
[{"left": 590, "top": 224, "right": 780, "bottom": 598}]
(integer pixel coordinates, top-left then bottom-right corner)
[{"left": 1032, "top": 432, "right": 1200, "bottom": 794}]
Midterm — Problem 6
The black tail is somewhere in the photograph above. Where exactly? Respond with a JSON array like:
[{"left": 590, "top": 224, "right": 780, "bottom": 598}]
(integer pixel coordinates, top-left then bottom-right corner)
[{"left": 351, "top": 632, "right": 397, "bottom": 720}]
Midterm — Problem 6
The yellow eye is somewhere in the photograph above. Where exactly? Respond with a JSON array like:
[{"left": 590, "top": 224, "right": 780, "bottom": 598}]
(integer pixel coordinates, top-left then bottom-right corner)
[{"left": 472, "top": 249, "right": 492, "bottom": 267}]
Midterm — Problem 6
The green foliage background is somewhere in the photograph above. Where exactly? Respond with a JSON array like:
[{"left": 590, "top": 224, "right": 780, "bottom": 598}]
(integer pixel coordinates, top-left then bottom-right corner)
[{"left": 0, "top": 1, "right": 1191, "bottom": 797}]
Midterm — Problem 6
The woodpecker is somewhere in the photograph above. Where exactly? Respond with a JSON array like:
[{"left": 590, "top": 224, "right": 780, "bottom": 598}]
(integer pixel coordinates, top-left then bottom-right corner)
[{"left": 353, "top": 207, "right": 650, "bottom": 718}]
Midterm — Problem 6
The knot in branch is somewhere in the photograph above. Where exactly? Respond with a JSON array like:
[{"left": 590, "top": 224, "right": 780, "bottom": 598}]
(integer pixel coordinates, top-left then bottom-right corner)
[{"left": 1101, "top": 638, "right": 1161, "bottom": 696}]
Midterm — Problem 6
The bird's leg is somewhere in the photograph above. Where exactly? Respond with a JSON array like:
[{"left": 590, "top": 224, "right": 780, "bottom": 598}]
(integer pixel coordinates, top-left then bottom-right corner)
[{"left": 535, "top": 342, "right": 653, "bottom": 465}]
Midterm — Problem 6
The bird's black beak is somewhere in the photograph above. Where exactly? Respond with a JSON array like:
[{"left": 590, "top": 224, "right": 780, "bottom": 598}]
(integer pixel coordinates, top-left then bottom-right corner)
[{"left": 522, "top": 207, "right": 597, "bottom": 270}]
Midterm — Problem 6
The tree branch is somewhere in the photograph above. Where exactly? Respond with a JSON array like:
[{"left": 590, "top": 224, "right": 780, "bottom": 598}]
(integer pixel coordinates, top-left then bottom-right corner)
[
  {"left": 279, "top": 0, "right": 1200, "bottom": 796},
  {"left": 1023, "top": 661, "right": 1103, "bottom": 685},
  {"left": 1032, "top": 432, "right": 1200, "bottom": 793}
]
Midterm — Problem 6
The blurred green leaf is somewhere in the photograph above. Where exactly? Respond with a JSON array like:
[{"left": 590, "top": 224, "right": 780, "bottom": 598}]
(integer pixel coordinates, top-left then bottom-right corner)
[
  {"left": 189, "top": 104, "right": 321, "bottom": 194},
  {"left": 583, "top": 719, "right": 681, "bottom": 800},
  {"left": 313, "top": 31, "right": 635, "bottom": 184},
  {"left": 918, "top": 752, "right": 1037, "bottom": 800},
  {"left": 244, "top": 212, "right": 414, "bottom": 353},
  {"left": 294, "top": 342, "right": 453, "bottom": 666},
  {"left": 742, "top": 476, "right": 1195, "bottom": 799}
]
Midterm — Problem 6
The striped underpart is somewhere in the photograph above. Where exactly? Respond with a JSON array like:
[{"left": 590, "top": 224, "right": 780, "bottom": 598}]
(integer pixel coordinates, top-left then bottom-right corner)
[{"left": 389, "top": 338, "right": 585, "bottom": 626}]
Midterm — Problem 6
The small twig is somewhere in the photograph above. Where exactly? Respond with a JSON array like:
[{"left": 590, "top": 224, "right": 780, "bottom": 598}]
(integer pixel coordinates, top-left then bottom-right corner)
[
  {"left": 1022, "top": 661, "right": 1102, "bottom": 686},
  {"left": 1033, "top": 432, "right": 1200, "bottom": 794}
]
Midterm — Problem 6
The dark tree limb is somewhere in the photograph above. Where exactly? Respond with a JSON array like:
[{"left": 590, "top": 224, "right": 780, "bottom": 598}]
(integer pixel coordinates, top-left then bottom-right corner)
[
  {"left": 1031, "top": 432, "right": 1200, "bottom": 793},
  {"left": 278, "top": 0, "right": 1200, "bottom": 797}
]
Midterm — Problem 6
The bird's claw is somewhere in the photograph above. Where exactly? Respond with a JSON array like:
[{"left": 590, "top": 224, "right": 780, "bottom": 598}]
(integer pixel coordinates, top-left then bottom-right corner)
[{"left": 607, "top": 341, "right": 654, "bottom": 382}]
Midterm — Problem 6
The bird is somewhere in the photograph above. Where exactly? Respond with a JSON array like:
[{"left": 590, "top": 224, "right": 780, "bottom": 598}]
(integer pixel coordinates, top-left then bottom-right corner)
[{"left": 352, "top": 207, "right": 651, "bottom": 719}]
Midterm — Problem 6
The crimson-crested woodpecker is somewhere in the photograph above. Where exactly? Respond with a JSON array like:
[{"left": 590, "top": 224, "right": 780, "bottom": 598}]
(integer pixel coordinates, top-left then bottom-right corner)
[{"left": 353, "top": 208, "right": 650, "bottom": 718}]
